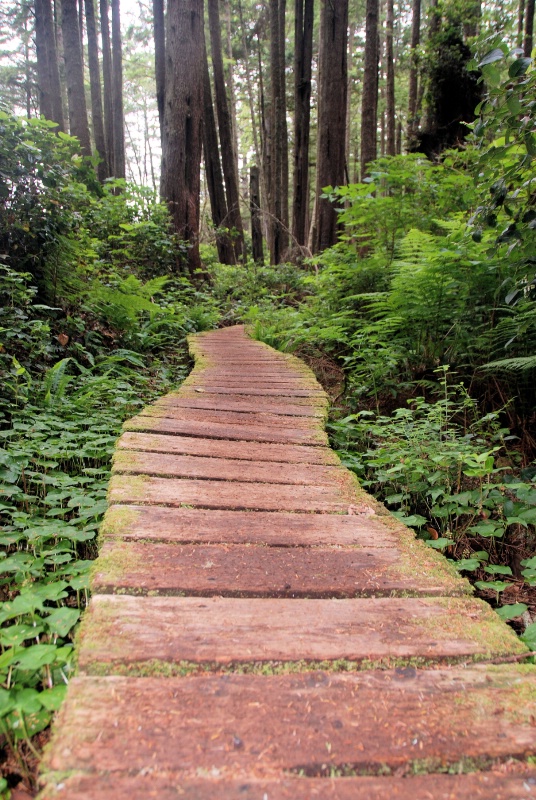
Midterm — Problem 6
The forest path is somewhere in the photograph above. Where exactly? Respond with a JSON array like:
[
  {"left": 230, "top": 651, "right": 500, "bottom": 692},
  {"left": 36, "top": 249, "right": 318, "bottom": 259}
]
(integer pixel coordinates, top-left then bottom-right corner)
[{"left": 40, "top": 326, "right": 536, "bottom": 799}]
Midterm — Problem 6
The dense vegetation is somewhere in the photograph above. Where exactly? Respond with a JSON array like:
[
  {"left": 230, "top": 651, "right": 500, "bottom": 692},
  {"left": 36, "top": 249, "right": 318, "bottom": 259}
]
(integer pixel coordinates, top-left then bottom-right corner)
[{"left": 0, "top": 22, "right": 535, "bottom": 800}]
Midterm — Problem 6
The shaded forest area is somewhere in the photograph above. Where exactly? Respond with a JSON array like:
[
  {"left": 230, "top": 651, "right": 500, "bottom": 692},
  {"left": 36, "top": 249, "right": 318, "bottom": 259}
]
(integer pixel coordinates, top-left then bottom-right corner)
[{"left": 0, "top": 0, "right": 535, "bottom": 794}]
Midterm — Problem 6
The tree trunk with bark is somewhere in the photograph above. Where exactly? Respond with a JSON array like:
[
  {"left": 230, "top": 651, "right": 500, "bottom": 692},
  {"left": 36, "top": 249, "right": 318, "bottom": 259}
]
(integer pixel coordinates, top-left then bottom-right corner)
[
  {"left": 407, "top": 0, "right": 421, "bottom": 146},
  {"left": 100, "top": 0, "right": 114, "bottom": 172},
  {"left": 292, "top": 0, "right": 313, "bottom": 249},
  {"left": 61, "top": 0, "right": 91, "bottom": 151},
  {"left": 385, "top": 0, "right": 395, "bottom": 156},
  {"left": 524, "top": 0, "right": 534, "bottom": 56},
  {"left": 111, "top": 0, "right": 125, "bottom": 178},
  {"left": 268, "top": 0, "right": 288, "bottom": 263},
  {"left": 153, "top": 0, "right": 165, "bottom": 139},
  {"left": 360, "top": 0, "right": 379, "bottom": 179},
  {"left": 313, "top": 0, "right": 348, "bottom": 253},
  {"left": 250, "top": 166, "right": 264, "bottom": 263},
  {"left": 84, "top": 0, "right": 108, "bottom": 178},
  {"left": 202, "top": 40, "right": 235, "bottom": 266},
  {"left": 207, "top": 0, "right": 244, "bottom": 261},
  {"left": 160, "top": 0, "right": 204, "bottom": 273},
  {"left": 34, "top": 0, "right": 65, "bottom": 129}
]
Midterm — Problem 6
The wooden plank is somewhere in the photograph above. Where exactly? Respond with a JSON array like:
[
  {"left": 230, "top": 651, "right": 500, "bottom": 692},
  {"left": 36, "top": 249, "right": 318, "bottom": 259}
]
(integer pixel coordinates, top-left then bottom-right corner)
[
  {"left": 181, "top": 386, "right": 327, "bottom": 398},
  {"left": 108, "top": 475, "right": 352, "bottom": 512},
  {"left": 43, "top": 668, "right": 536, "bottom": 777},
  {"left": 116, "top": 432, "right": 340, "bottom": 465},
  {"left": 124, "top": 415, "right": 328, "bottom": 446},
  {"left": 39, "top": 771, "right": 536, "bottom": 800},
  {"left": 78, "top": 595, "right": 525, "bottom": 668},
  {"left": 91, "top": 541, "right": 467, "bottom": 598},
  {"left": 100, "top": 505, "right": 397, "bottom": 548},
  {"left": 112, "top": 450, "right": 347, "bottom": 486},
  {"left": 136, "top": 406, "right": 318, "bottom": 429},
  {"left": 154, "top": 395, "right": 325, "bottom": 417}
]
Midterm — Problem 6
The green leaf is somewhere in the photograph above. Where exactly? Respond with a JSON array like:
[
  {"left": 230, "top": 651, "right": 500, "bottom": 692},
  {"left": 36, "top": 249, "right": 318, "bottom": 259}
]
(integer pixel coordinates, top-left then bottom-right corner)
[
  {"left": 45, "top": 607, "right": 80, "bottom": 638},
  {"left": 475, "top": 580, "right": 510, "bottom": 593},
  {"left": 496, "top": 603, "right": 528, "bottom": 620},
  {"left": 508, "top": 57, "right": 531, "bottom": 77},
  {"left": 426, "top": 537, "right": 454, "bottom": 550},
  {"left": 478, "top": 48, "right": 505, "bottom": 67},
  {"left": 39, "top": 684, "right": 67, "bottom": 711},
  {"left": 0, "top": 623, "right": 44, "bottom": 648},
  {"left": 454, "top": 558, "right": 481, "bottom": 571},
  {"left": 484, "top": 564, "right": 513, "bottom": 576},
  {"left": 521, "top": 623, "right": 536, "bottom": 649},
  {"left": 14, "top": 644, "right": 58, "bottom": 670}
]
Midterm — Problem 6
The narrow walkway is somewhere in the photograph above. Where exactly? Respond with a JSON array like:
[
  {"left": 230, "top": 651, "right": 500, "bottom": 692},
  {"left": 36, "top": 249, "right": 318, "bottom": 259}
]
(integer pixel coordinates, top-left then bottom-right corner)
[{"left": 41, "top": 326, "right": 535, "bottom": 799}]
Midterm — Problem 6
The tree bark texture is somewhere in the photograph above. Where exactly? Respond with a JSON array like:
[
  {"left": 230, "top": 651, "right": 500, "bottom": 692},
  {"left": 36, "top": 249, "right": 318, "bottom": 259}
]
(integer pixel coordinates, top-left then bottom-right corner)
[
  {"left": 407, "top": 0, "right": 420, "bottom": 146},
  {"left": 111, "top": 0, "right": 125, "bottom": 178},
  {"left": 385, "top": 0, "right": 395, "bottom": 156},
  {"left": 207, "top": 0, "right": 244, "bottom": 261},
  {"left": 524, "top": 0, "right": 534, "bottom": 56},
  {"left": 269, "top": 0, "right": 288, "bottom": 263},
  {"left": 291, "top": 0, "right": 313, "bottom": 249},
  {"left": 160, "top": 0, "right": 204, "bottom": 273},
  {"left": 100, "top": 0, "right": 114, "bottom": 173},
  {"left": 202, "top": 41, "right": 235, "bottom": 266},
  {"left": 360, "top": 0, "right": 379, "bottom": 179},
  {"left": 250, "top": 166, "right": 264, "bottom": 263},
  {"left": 84, "top": 0, "right": 108, "bottom": 179},
  {"left": 34, "top": 0, "right": 65, "bottom": 129},
  {"left": 153, "top": 0, "right": 165, "bottom": 139},
  {"left": 313, "top": 0, "right": 348, "bottom": 253},
  {"left": 61, "top": 0, "right": 91, "bottom": 151}
]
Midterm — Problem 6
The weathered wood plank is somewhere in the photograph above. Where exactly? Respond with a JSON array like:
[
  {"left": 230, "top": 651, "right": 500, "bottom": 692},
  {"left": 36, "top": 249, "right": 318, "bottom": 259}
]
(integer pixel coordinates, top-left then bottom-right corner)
[
  {"left": 116, "top": 431, "right": 339, "bottom": 464},
  {"left": 99, "top": 505, "right": 397, "bottom": 547},
  {"left": 112, "top": 450, "right": 347, "bottom": 486},
  {"left": 43, "top": 668, "right": 536, "bottom": 777},
  {"left": 91, "top": 541, "right": 468, "bottom": 598},
  {"left": 78, "top": 595, "right": 524, "bottom": 669},
  {"left": 39, "top": 771, "right": 536, "bottom": 800},
  {"left": 154, "top": 394, "right": 325, "bottom": 417},
  {"left": 136, "top": 406, "right": 318, "bottom": 429},
  {"left": 124, "top": 414, "right": 328, "bottom": 445},
  {"left": 108, "top": 475, "right": 352, "bottom": 512}
]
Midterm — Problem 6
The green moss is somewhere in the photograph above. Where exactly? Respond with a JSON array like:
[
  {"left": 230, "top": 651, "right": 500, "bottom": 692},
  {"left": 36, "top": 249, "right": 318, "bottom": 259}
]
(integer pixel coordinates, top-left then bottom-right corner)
[
  {"left": 90, "top": 540, "right": 145, "bottom": 587},
  {"left": 97, "top": 506, "right": 138, "bottom": 545},
  {"left": 415, "top": 596, "right": 528, "bottom": 657}
]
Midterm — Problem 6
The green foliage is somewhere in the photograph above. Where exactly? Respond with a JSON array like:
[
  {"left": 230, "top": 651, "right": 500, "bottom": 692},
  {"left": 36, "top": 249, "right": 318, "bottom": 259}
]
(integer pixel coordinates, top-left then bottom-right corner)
[{"left": 327, "top": 377, "right": 536, "bottom": 615}]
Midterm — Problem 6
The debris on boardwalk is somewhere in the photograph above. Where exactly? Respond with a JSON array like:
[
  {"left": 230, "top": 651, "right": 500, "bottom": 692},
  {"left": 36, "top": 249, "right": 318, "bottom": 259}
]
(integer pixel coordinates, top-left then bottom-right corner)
[{"left": 39, "top": 326, "right": 536, "bottom": 799}]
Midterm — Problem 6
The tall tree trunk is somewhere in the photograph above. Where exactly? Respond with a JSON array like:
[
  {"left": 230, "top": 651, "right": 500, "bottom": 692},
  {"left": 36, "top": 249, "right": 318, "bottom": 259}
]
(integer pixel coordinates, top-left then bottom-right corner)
[
  {"left": 291, "top": 0, "right": 313, "bottom": 249},
  {"left": 278, "top": 0, "right": 289, "bottom": 252},
  {"left": 207, "top": 0, "right": 244, "bottom": 261},
  {"left": 224, "top": 0, "right": 240, "bottom": 182},
  {"left": 100, "top": 0, "right": 114, "bottom": 172},
  {"left": 111, "top": 0, "right": 125, "bottom": 178},
  {"left": 202, "top": 40, "right": 235, "bottom": 266},
  {"left": 524, "top": 0, "right": 534, "bottom": 56},
  {"left": 160, "top": 0, "right": 204, "bottom": 273},
  {"left": 153, "top": 0, "right": 165, "bottom": 139},
  {"left": 407, "top": 0, "right": 421, "bottom": 146},
  {"left": 84, "top": 0, "right": 108, "bottom": 179},
  {"left": 268, "top": 0, "right": 288, "bottom": 263},
  {"left": 360, "top": 0, "right": 379, "bottom": 179},
  {"left": 34, "top": 0, "right": 65, "bottom": 129},
  {"left": 250, "top": 166, "right": 264, "bottom": 263},
  {"left": 61, "top": 0, "right": 91, "bottom": 151},
  {"left": 518, "top": 0, "right": 525, "bottom": 48},
  {"left": 313, "top": 0, "right": 348, "bottom": 253},
  {"left": 385, "top": 0, "right": 395, "bottom": 156}
]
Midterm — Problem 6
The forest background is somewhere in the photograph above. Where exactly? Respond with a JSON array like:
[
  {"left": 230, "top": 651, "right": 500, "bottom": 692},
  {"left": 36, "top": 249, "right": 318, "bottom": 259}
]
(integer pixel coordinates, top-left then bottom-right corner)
[{"left": 0, "top": 0, "right": 535, "bottom": 795}]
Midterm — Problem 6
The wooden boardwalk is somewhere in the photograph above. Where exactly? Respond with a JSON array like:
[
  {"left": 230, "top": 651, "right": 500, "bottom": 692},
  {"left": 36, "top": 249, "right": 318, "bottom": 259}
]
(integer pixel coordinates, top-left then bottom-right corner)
[{"left": 40, "top": 326, "right": 536, "bottom": 799}]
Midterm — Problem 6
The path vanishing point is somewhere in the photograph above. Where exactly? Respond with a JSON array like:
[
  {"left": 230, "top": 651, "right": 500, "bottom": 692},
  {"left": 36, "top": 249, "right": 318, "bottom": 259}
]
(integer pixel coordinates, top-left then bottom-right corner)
[{"left": 40, "top": 325, "right": 536, "bottom": 799}]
